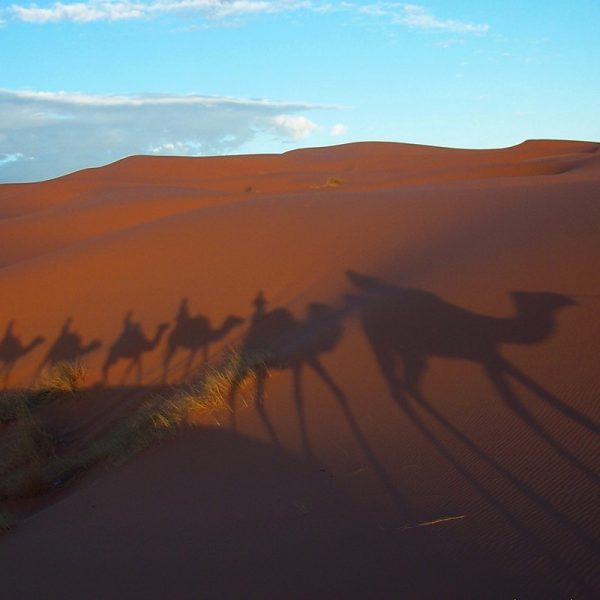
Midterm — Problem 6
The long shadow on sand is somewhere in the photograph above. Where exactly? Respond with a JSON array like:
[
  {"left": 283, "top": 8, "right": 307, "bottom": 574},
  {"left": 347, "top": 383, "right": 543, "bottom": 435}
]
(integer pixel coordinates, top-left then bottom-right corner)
[
  {"left": 0, "top": 321, "right": 44, "bottom": 389},
  {"left": 163, "top": 298, "right": 244, "bottom": 382},
  {"left": 345, "top": 270, "right": 600, "bottom": 570},
  {"left": 228, "top": 291, "right": 411, "bottom": 515},
  {"left": 102, "top": 311, "right": 169, "bottom": 385},
  {"left": 36, "top": 318, "right": 101, "bottom": 378},
  {"left": 346, "top": 270, "right": 598, "bottom": 469}
]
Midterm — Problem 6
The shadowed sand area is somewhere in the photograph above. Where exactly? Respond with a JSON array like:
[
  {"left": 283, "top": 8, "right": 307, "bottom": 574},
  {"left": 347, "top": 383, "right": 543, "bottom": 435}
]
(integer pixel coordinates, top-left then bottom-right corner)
[{"left": 1, "top": 140, "right": 599, "bottom": 598}]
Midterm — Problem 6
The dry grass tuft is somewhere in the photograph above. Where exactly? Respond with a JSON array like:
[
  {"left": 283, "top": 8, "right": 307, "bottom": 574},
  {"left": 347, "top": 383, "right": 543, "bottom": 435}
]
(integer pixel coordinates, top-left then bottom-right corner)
[
  {"left": 35, "top": 360, "right": 87, "bottom": 393},
  {"left": 324, "top": 176, "right": 344, "bottom": 188},
  {"left": 0, "top": 348, "right": 268, "bottom": 502},
  {"left": 94, "top": 346, "right": 266, "bottom": 465},
  {"left": 0, "top": 391, "right": 62, "bottom": 498}
]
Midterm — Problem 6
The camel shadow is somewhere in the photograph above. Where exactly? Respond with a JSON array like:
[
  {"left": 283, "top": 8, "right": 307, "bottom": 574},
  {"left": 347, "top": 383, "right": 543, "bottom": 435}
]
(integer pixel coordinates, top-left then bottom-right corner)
[
  {"left": 0, "top": 321, "right": 45, "bottom": 389},
  {"left": 346, "top": 269, "right": 600, "bottom": 578},
  {"left": 36, "top": 318, "right": 101, "bottom": 379},
  {"left": 229, "top": 292, "right": 345, "bottom": 455},
  {"left": 229, "top": 291, "right": 410, "bottom": 513},
  {"left": 103, "top": 311, "right": 169, "bottom": 385},
  {"left": 346, "top": 270, "right": 598, "bottom": 482},
  {"left": 163, "top": 298, "right": 244, "bottom": 383}
]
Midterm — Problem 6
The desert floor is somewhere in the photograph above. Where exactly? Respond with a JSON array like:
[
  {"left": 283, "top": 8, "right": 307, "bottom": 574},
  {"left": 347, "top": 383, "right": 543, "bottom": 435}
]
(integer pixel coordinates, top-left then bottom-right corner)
[{"left": 1, "top": 140, "right": 599, "bottom": 598}]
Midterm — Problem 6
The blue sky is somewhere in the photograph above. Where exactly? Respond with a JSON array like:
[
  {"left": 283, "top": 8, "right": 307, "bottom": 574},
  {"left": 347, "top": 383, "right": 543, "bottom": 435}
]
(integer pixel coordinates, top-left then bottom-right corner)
[{"left": 1, "top": 0, "right": 599, "bottom": 182}]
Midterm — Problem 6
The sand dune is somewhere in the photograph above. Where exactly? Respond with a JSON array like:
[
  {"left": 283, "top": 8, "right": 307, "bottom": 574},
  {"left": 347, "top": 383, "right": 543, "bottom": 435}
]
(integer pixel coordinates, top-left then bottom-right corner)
[{"left": 1, "top": 140, "right": 599, "bottom": 598}]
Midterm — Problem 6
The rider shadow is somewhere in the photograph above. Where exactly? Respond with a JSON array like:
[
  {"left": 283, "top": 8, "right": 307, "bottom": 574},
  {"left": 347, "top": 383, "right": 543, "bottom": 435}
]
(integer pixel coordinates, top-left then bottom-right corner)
[
  {"left": 0, "top": 320, "right": 45, "bottom": 389},
  {"left": 163, "top": 298, "right": 244, "bottom": 383},
  {"left": 36, "top": 318, "right": 101, "bottom": 378},
  {"left": 103, "top": 311, "right": 170, "bottom": 385},
  {"left": 229, "top": 291, "right": 411, "bottom": 514}
]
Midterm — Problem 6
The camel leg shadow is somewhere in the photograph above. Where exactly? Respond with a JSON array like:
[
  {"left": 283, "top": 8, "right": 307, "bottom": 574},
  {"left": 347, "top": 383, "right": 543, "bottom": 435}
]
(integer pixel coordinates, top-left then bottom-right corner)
[
  {"left": 368, "top": 341, "right": 598, "bottom": 552},
  {"left": 183, "top": 350, "right": 198, "bottom": 380},
  {"left": 1, "top": 363, "right": 13, "bottom": 390},
  {"left": 407, "top": 382, "right": 599, "bottom": 554},
  {"left": 501, "top": 359, "right": 599, "bottom": 434},
  {"left": 486, "top": 362, "right": 598, "bottom": 484},
  {"left": 254, "top": 369, "right": 282, "bottom": 448},
  {"left": 228, "top": 366, "right": 281, "bottom": 449},
  {"left": 377, "top": 361, "right": 600, "bottom": 559},
  {"left": 292, "top": 364, "right": 316, "bottom": 460},
  {"left": 307, "top": 357, "right": 412, "bottom": 516},
  {"left": 121, "top": 358, "right": 143, "bottom": 386}
]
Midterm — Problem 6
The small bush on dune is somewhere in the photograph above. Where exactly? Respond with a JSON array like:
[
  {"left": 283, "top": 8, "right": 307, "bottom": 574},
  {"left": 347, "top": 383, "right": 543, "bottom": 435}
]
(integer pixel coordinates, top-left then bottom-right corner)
[
  {"left": 324, "top": 176, "right": 343, "bottom": 187},
  {"left": 0, "top": 361, "right": 86, "bottom": 500},
  {"left": 0, "top": 391, "right": 63, "bottom": 499},
  {"left": 35, "top": 360, "right": 87, "bottom": 393},
  {"left": 95, "top": 347, "right": 267, "bottom": 465},
  {"left": 0, "top": 349, "right": 268, "bottom": 502}
]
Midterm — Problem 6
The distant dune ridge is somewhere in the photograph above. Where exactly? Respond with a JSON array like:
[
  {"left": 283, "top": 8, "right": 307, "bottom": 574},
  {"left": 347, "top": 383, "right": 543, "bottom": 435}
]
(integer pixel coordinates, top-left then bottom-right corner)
[{"left": 0, "top": 140, "right": 599, "bottom": 598}]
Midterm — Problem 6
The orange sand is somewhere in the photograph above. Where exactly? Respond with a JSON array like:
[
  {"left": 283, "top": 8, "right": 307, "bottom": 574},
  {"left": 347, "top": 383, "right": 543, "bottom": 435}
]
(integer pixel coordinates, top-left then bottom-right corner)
[{"left": 1, "top": 140, "right": 599, "bottom": 598}]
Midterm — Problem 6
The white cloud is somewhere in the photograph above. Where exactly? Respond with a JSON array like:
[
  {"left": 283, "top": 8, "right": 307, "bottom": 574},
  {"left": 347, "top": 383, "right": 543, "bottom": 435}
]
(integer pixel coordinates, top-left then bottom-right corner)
[
  {"left": 9, "top": 2, "right": 145, "bottom": 23},
  {"left": 330, "top": 122, "right": 347, "bottom": 136},
  {"left": 269, "top": 114, "right": 317, "bottom": 140},
  {"left": 0, "top": 153, "right": 26, "bottom": 166},
  {"left": 0, "top": 89, "right": 331, "bottom": 181},
  {"left": 398, "top": 4, "right": 489, "bottom": 33},
  {"left": 6, "top": 0, "right": 310, "bottom": 23},
  {"left": 3, "top": 1, "right": 490, "bottom": 34}
]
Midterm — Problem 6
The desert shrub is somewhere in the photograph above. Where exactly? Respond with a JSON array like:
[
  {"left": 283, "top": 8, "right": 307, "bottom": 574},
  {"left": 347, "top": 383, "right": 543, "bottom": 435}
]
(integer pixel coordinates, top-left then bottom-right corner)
[
  {"left": 94, "top": 346, "right": 267, "bottom": 465},
  {"left": 324, "top": 176, "right": 343, "bottom": 187},
  {"left": 0, "top": 348, "right": 268, "bottom": 502},
  {"left": 35, "top": 360, "right": 87, "bottom": 393},
  {"left": 0, "top": 392, "right": 62, "bottom": 498}
]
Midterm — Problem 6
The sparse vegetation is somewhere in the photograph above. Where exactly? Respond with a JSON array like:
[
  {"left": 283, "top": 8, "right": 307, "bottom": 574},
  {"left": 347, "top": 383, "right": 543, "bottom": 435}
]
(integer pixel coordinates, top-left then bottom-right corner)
[
  {"left": 0, "top": 348, "right": 268, "bottom": 506},
  {"left": 35, "top": 360, "right": 87, "bottom": 393},
  {"left": 95, "top": 346, "right": 266, "bottom": 465},
  {"left": 324, "top": 176, "right": 343, "bottom": 188},
  {"left": 245, "top": 185, "right": 254, "bottom": 192}
]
